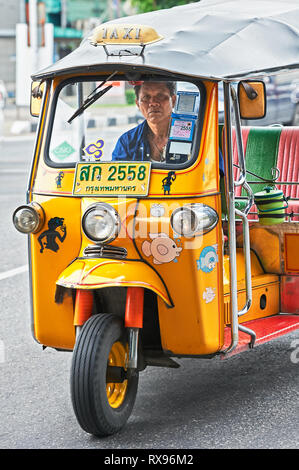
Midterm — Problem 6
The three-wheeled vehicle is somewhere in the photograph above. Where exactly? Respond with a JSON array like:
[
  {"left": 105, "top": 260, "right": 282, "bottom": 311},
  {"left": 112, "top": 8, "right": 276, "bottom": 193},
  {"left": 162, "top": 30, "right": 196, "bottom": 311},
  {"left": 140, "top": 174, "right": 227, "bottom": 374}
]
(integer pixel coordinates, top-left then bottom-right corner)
[{"left": 13, "top": 0, "right": 299, "bottom": 436}]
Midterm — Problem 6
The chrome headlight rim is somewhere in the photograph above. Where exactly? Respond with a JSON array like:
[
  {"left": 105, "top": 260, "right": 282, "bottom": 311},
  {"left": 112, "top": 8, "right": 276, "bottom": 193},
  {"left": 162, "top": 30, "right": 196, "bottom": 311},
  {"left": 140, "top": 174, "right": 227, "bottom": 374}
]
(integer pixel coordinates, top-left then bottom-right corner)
[
  {"left": 82, "top": 202, "right": 121, "bottom": 244},
  {"left": 170, "top": 203, "right": 219, "bottom": 237},
  {"left": 170, "top": 206, "right": 198, "bottom": 238},
  {"left": 12, "top": 202, "right": 45, "bottom": 234}
]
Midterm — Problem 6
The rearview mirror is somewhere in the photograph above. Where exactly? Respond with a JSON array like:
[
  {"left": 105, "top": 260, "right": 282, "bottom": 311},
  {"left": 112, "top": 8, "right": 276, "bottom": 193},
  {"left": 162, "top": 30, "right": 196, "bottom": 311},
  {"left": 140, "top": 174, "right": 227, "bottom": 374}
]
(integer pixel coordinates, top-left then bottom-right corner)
[
  {"left": 30, "top": 81, "right": 45, "bottom": 117},
  {"left": 238, "top": 80, "right": 266, "bottom": 119}
]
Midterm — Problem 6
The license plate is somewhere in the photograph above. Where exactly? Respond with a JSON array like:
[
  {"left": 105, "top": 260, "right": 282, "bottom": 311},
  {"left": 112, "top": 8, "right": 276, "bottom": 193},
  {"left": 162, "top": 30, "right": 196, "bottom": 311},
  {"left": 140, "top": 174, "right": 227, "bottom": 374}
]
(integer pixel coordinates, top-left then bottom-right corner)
[{"left": 73, "top": 162, "right": 151, "bottom": 197}]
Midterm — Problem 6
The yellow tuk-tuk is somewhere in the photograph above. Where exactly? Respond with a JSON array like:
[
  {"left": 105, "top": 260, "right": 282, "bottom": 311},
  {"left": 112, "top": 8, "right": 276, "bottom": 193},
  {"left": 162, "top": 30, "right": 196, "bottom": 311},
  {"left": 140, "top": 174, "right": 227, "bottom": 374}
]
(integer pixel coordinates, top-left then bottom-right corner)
[{"left": 13, "top": 0, "right": 299, "bottom": 436}]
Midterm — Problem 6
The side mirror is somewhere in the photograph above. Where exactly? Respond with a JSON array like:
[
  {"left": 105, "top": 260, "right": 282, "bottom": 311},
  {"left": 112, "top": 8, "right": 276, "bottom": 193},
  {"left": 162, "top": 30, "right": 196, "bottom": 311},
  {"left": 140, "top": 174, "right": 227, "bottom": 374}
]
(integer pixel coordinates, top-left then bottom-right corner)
[
  {"left": 30, "top": 81, "right": 45, "bottom": 117},
  {"left": 238, "top": 80, "right": 266, "bottom": 120}
]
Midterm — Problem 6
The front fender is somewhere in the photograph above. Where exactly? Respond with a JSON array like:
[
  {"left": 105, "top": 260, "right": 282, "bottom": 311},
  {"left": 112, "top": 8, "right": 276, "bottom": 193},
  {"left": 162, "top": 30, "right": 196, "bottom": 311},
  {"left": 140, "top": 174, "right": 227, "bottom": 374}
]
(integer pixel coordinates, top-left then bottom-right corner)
[{"left": 56, "top": 258, "right": 173, "bottom": 307}]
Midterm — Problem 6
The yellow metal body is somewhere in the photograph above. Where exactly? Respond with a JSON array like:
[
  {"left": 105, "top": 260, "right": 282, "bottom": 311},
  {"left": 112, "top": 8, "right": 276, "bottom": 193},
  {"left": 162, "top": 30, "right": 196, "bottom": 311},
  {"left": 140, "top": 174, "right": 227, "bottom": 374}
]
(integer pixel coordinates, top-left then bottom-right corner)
[
  {"left": 27, "top": 79, "right": 225, "bottom": 353},
  {"left": 57, "top": 257, "right": 172, "bottom": 306},
  {"left": 223, "top": 250, "right": 280, "bottom": 324},
  {"left": 27, "top": 77, "right": 279, "bottom": 355}
]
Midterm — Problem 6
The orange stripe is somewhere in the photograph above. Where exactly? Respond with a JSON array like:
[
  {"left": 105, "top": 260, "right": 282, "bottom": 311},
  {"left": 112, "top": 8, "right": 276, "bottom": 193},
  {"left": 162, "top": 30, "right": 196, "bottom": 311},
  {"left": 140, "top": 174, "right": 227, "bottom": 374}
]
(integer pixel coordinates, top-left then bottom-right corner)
[
  {"left": 61, "top": 279, "right": 170, "bottom": 304},
  {"left": 81, "top": 260, "right": 119, "bottom": 282},
  {"left": 149, "top": 188, "right": 218, "bottom": 197}
]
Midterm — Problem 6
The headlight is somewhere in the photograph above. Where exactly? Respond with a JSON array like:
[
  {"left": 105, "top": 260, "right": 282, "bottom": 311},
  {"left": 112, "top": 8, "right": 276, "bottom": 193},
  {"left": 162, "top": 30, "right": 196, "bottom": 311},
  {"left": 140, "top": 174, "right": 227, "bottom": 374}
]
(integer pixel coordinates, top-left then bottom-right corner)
[
  {"left": 82, "top": 203, "right": 121, "bottom": 243},
  {"left": 13, "top": 202, "right": 45, "bottom": 234},
  {"left": 171, "top": 204, "right": 218, "bottom": 237}
]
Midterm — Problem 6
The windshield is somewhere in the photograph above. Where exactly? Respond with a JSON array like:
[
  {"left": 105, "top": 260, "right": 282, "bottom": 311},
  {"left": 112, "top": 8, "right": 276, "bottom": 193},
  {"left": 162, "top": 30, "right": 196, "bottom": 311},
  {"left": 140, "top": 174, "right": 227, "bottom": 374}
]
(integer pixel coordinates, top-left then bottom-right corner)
[{"left": 47, "top": 77, "right": 204, "bottom": 169}]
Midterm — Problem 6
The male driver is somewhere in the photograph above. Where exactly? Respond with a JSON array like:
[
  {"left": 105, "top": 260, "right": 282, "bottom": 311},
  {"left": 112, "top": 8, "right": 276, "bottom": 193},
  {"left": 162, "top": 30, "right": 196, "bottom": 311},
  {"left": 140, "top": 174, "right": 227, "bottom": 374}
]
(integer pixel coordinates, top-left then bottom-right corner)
[
  {"left": 112, "top": 81, "right": 176, "bottom": 162},
  {"left": 112, "top": 80, "right": 224, "bottom": 174}
]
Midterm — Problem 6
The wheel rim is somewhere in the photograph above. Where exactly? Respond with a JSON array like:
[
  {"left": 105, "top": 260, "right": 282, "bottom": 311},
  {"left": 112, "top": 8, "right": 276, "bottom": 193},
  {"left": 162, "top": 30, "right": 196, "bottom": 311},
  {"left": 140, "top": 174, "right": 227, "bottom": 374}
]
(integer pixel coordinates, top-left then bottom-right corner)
[{"left": 106, "top": 341, "right": 128, "bottom": 408}]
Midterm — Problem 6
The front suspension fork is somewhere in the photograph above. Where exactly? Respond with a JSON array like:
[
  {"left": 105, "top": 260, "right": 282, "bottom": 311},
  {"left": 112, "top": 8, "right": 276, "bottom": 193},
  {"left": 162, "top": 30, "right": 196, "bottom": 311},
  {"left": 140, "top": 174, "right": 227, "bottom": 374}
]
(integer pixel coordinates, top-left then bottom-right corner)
[
  {"left": 73, "top": 287, "right": 144, "bottom": 370},
  {"left": 74, "top": 290, "right": 93, "bottom": 338},
  {"left": 125, "top": 287, "right": 144, "bottom": 369}
]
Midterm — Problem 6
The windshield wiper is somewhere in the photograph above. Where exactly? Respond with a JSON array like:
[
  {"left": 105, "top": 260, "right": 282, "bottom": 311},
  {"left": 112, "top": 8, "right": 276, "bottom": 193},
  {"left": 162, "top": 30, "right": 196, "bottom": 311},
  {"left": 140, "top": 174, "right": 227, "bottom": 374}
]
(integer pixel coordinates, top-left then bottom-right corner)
[{"left": 68, "top": 70, "right": 118, "bottom": 124}]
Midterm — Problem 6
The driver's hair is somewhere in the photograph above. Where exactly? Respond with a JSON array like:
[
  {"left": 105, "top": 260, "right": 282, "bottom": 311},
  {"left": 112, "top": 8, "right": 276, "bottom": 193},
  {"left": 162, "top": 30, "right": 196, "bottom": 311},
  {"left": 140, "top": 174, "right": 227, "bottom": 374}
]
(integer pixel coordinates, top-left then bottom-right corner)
[{"left": 134, "top": 81, "right": 176, "bottom": 100}]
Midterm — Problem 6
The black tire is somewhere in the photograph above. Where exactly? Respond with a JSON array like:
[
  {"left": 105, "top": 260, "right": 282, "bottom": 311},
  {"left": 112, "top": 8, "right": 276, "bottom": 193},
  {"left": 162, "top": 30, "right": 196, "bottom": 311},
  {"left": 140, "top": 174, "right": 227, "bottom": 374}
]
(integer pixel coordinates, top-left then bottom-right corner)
[{"left": 70, "top": 314, "right": 138, "bottom": 437}]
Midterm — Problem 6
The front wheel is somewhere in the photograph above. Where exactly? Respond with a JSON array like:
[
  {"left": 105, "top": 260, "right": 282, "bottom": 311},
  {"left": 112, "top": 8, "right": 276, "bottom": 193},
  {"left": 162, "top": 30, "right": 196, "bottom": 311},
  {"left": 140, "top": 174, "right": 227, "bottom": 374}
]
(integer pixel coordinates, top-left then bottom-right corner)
[{"left": 70, "top": 314, "right": 138, "bottom": 437}]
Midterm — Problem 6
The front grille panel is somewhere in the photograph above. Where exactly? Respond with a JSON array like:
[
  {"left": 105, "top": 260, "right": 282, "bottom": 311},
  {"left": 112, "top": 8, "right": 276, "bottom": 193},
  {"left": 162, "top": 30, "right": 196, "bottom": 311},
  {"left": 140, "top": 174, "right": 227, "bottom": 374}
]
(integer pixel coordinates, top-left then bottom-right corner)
[{"left": 83, "top": 244, "right": 128, "bottom": 259}]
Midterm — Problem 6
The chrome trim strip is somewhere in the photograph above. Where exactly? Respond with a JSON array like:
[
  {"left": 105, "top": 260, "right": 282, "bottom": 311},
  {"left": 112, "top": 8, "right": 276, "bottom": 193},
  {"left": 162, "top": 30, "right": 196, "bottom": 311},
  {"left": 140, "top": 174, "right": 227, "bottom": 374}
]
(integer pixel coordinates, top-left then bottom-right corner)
[{"left": 83, "top": 244, "right": 128, "bottom": 259}]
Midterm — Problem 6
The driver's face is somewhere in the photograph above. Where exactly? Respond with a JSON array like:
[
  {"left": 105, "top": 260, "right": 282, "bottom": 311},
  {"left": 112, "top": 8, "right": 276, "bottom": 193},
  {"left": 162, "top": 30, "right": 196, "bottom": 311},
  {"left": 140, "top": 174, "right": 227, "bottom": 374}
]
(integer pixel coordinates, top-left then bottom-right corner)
[{"left": 136, "top": 83, "right": 176, "bottom": 125}]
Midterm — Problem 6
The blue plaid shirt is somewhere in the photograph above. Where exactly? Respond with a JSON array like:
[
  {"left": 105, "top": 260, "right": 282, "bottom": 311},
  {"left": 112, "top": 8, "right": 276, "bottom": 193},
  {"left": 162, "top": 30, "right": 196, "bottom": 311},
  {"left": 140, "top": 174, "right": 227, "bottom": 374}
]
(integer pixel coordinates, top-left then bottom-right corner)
[
  {"left": 112, "top": 119, "right": 224, "bottom": 175},
  {"left": 112, "top": 120, "right": 151, "bottom": 161}
]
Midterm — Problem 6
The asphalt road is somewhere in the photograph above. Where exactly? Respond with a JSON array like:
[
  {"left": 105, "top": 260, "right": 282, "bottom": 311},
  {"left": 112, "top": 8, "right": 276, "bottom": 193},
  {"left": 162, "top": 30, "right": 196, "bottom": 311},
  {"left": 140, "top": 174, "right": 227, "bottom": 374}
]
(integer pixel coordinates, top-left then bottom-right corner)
[{"left": 0, "top": 136, "right": 298, "bottom": 450}]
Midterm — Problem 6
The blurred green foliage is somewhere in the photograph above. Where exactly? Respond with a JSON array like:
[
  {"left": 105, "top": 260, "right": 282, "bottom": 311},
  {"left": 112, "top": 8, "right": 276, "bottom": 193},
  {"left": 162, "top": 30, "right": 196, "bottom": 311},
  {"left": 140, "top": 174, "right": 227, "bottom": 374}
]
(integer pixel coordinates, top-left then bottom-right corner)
[
  {"left": 131, "top": 0, "right": 196, "bottom": 13},
  {"left": 125, "top": 89, "right": 136, "bottom": 105}
]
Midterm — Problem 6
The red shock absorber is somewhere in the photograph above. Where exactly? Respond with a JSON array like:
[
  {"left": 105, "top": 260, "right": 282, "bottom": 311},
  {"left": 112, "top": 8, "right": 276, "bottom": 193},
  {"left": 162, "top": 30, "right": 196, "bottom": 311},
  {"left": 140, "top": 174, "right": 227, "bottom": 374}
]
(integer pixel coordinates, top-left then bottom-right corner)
[
  {"left": 125, "top": 287, "right": 144, "bottom": 328},
  {"left": 73, "top": 290, "right": 93, "bottom": 326}
]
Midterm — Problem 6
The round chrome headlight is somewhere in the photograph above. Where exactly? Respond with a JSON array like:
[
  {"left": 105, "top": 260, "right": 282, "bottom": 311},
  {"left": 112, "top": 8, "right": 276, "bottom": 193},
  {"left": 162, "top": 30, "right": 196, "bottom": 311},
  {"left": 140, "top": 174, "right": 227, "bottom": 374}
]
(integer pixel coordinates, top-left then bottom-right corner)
[
  {"left": 13, "top": 202, "right": 44, "bottom": 234},
  {"left": 82, "top": 203, "right": 121, "bottom": 243},
  {"left": 171, "top": 204, "right": 218, "bottom": 237}
]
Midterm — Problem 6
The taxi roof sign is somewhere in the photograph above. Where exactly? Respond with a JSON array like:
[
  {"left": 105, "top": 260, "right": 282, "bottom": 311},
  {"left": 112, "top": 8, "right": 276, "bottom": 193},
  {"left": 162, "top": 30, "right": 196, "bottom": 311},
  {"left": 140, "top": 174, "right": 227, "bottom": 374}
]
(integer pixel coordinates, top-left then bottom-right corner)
[{"left": 89, "top": 24, "right": 163, "bottom": 46}]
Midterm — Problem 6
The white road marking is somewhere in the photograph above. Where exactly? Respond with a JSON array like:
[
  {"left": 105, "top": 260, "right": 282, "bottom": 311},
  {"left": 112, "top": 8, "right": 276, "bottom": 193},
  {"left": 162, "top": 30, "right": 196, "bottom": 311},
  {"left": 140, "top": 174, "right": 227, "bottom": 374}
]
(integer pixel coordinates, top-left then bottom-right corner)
[{"left": 0, "top": 265, "right": 28, "bottom": 281}]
